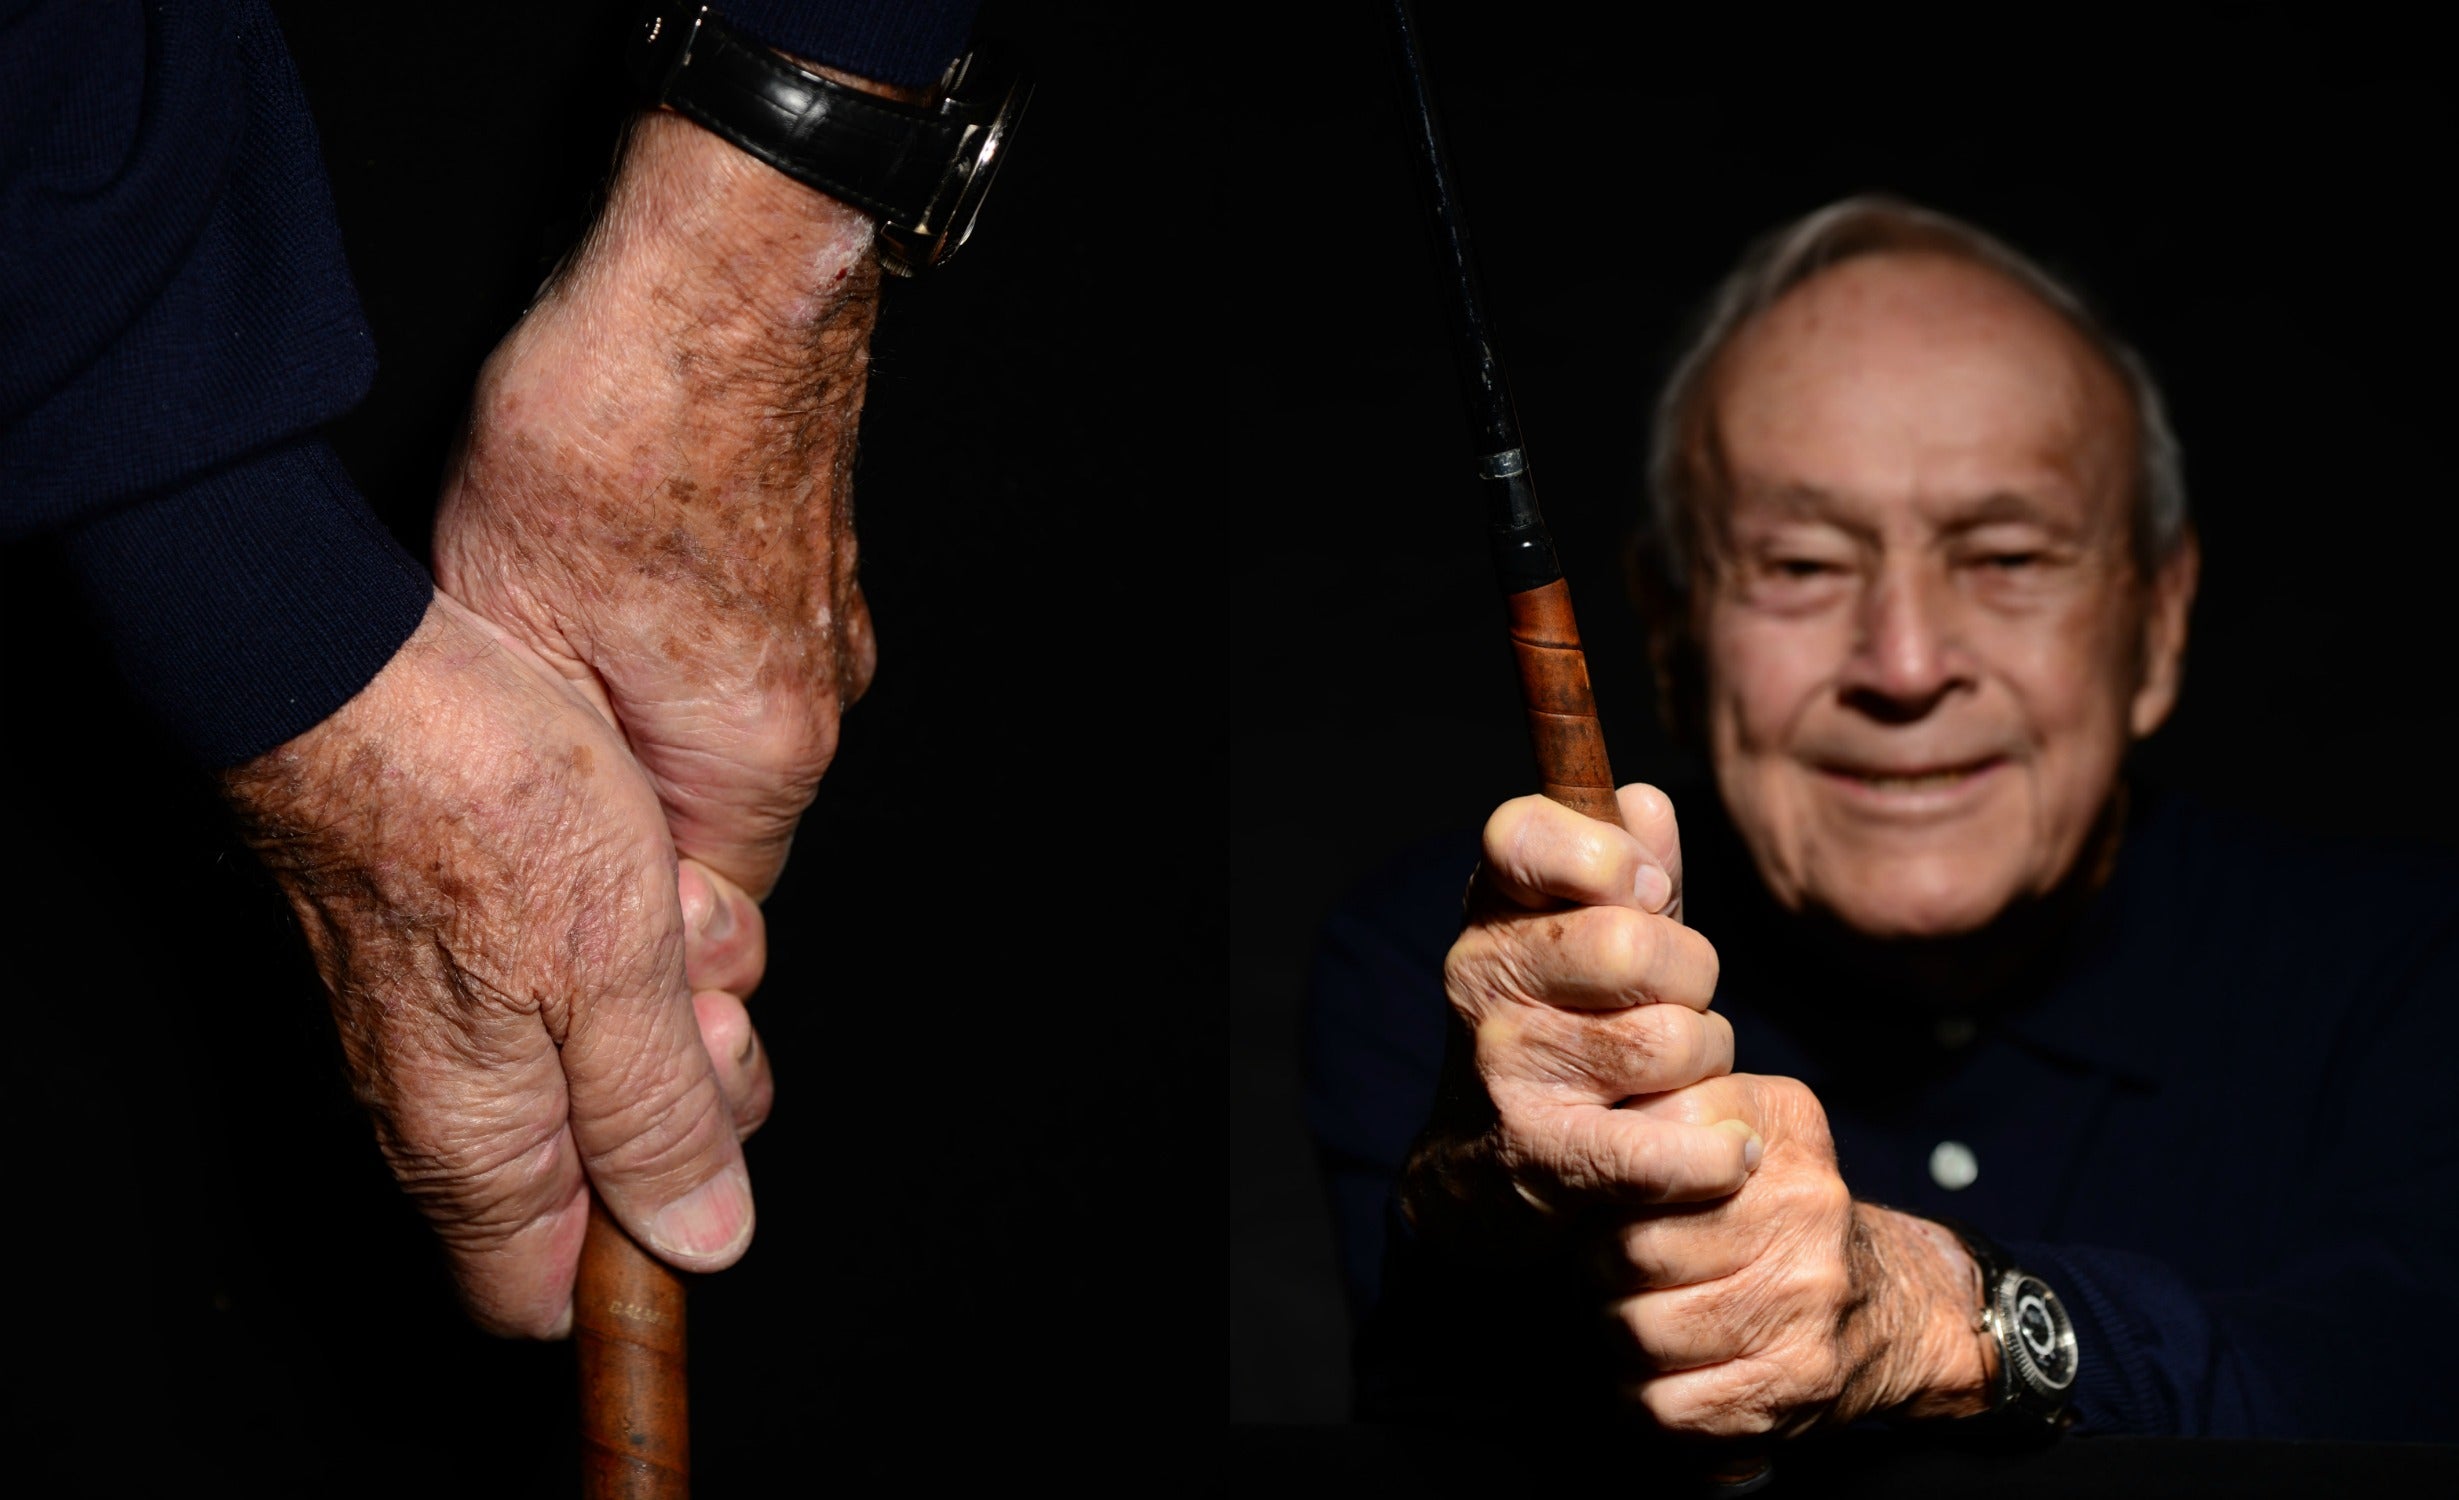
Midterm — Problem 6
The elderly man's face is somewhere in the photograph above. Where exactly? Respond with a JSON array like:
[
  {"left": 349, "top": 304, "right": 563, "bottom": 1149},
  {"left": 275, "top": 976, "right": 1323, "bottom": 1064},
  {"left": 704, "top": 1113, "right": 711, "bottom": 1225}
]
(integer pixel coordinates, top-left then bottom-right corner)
[{"left": 1696, "top": 252, "right": 2195, "bottom": 938}]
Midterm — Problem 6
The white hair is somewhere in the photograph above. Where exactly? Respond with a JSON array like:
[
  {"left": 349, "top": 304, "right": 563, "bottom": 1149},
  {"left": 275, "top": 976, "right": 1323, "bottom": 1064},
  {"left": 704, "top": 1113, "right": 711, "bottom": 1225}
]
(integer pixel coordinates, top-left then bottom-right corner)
[{"left": 1642, "top": 195, "right": 2189, "bottom": 602}]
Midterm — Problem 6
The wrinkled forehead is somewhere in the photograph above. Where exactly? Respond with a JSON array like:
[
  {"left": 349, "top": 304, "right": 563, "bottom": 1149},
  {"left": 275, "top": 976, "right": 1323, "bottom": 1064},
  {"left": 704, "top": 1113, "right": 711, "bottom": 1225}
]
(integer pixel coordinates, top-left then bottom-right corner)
[{"left": 1707, "top": 252, "right": 2138, "bottom": 536}]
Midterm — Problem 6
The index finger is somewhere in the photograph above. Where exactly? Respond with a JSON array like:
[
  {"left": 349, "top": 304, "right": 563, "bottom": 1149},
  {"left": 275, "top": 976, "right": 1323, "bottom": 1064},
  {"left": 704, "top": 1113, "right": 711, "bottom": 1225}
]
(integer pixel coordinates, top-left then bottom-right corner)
[
  {"left": 677, "top": 857, "right": 768, "bottom": 998},
  {"left": 559, "top": 882, "right": 756, "bottom": 1273},
  {"left": 1515, "top": 1103, "right": 1763, "bottom": 1207}
]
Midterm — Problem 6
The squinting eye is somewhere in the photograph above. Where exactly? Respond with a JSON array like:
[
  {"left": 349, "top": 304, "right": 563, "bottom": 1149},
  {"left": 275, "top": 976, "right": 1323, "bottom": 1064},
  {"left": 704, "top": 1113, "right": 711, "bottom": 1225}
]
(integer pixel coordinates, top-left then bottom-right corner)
[
  {"left": 1770, "top": 558, "right": 1839, "bottom": 579},
  {"left": 1979, "top": 553, "right": 2043, "bottom": 571}
]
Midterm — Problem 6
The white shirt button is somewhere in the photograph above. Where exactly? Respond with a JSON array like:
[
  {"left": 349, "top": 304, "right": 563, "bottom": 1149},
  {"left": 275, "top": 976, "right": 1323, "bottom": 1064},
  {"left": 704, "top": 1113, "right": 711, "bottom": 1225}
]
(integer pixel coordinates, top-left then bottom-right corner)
[{"left": 1929, "top": 1140, "right": 1979, "bottom": 1191}]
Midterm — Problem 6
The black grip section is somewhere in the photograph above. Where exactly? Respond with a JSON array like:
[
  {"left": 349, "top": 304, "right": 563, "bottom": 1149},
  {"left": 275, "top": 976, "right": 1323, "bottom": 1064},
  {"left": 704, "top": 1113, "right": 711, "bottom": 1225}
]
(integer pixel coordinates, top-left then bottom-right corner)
[{"left": 1484, "top": 469, "right": 1562, "bottom": 593}]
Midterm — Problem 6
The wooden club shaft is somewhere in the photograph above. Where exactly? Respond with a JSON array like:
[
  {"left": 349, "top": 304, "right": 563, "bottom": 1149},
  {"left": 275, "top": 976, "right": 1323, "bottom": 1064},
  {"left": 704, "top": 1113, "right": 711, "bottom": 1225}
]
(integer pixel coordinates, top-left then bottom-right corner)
[{"left": 576, "top": 1197, "right": 690, "bottom": 1498}]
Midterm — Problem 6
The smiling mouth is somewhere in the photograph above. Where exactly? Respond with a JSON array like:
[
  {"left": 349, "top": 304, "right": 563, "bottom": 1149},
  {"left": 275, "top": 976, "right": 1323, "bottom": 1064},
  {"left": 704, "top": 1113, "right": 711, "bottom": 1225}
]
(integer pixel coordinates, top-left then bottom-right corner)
[{"left": 1819, "top": 757, "right": 2007, "bottom": 792}]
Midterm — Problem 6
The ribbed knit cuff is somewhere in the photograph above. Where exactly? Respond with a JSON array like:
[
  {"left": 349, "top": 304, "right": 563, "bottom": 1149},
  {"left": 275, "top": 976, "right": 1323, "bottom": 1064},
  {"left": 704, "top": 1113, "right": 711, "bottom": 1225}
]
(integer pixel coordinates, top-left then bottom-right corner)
[
  {"left": 715, "top": 1, "right": 980, "bottom": 87},
  {"left": 2004, "top": 1239, "right": 2184, "bottom": 1437},
  {"left": 59, "top": 436, "right": 433, "bottom": 768}
]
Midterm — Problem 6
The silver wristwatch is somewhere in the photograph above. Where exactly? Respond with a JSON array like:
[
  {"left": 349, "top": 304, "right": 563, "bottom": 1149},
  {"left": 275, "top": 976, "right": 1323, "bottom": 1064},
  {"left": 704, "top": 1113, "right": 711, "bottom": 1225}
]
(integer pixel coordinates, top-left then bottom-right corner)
[{"left": 1939, "top": 1217, "right": 2080, "bottom": 1428}]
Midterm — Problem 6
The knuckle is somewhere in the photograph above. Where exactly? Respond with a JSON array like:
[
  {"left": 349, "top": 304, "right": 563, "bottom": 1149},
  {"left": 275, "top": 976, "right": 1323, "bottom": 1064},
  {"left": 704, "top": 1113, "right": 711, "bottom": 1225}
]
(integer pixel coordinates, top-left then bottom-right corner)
[
  {"left": 1451, "top": 922, "right": 1579, "bottom": 1025},
  {"left": 1658, "top": 921, "right": 1715, "bottom": 992},
  {"left": 1771, "top": 1169, "right": 1840, "bottom": 1222},
  {"left": 1700, "top": 1011, "right": 1737, "bottom": 1076},
  {"left": 1636, "top": 1379, "right": 1705, "bottom": 1431},
  {"left": 1693, "top": 1372, "right": 1783, "bottom": 1438},
  {"left": 1610, "top": 1296, "right": 1649, "bottom": 1344},
  {"left": 379, "top": 1117, "right": 570, "bottom": 1247},
  {"left": 1613, "top": 1003, "right": 1675, "bottom": 1065},
  {"left": 743, "top": 692, "right": 842, "bottom": 782},
  {"left": 1607, "top": 1009, "right": 1692, "bottom": 1095},
  {"left": 584, "top": 1071, "right": 730, "bottom": 1185},
  {"left": 1567, "top": 822, "right": 1621, "bottom": 884},
  {"left": 1610, "top": 1220, "right": 1652, "bottom": 1276},
  {"left": 1489, "top": 1107, "right": 1568, "bottom": 1190},
  {"left": 1767, "top": 1074, "right": 1824, "bottom": 1126},
  {"left": 1470, "top": 1006, "right": 1533, "bottom": 1079},
  {"left": 1613, "top": 1121, "right": 1672, "bottom": 1194},
  {"left": 1794, "top": 1341, "right": 1846, "bottom": 1401},
  {"left": 1798, "top": 1258, "right": 1854, "bottom": 1313},
  {"left": 1630, "top": 782, "right": 1678, "bottom": 835},
  {"left": 1654, "top": 1006, "right": 1708, "bottom": 1075},
  {"left": 1480, "top": 799, "right": 1534, "bottom": 866},
  {"left": 1603, "top": 909, "right": 1660, "bottom": 994},
  {"left": 1441, "top": 937, "right": 1500, "bottom": 1016},
  {"left": 1516, "top": 1115, "right": 1578, "bottom": 1188},
  {"left": 1517, "top": 1111, "right": 1594, "bottom": 1192}
]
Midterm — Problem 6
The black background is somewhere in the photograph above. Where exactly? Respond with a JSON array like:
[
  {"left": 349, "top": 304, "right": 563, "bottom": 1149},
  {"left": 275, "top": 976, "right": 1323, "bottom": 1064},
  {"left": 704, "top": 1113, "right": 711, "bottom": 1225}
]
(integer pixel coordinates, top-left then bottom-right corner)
[
  {"left": 3, "top": 1, "right": 1207, "bottom": 1492},
  {"left": 1229, "top": 0, "right": 2458, "bottom": 1426},
  {"left": 2, "top": 0, "right": 2454, "bottom": 1483}
]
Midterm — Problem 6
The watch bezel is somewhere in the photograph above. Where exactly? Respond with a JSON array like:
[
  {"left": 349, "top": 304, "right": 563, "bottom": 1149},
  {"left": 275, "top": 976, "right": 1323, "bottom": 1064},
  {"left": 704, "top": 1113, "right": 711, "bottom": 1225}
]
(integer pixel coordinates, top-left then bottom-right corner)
[{"left": 1984, "top": 1267, "right": 2080, "bottom": 1411}]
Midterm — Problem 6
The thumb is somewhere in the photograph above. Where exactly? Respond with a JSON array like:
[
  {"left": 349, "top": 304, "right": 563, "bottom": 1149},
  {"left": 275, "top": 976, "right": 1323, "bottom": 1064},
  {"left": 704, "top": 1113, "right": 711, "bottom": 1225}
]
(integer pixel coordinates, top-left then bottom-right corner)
[{"left": 557, "top": 945, "right": 756, "bottom": 1272}]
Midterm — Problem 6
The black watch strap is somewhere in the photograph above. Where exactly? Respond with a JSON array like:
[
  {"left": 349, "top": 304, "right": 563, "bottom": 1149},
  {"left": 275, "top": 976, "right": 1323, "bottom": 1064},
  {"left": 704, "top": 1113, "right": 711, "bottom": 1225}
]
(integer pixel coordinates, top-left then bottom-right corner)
[
  {"left": 1933, "top": 1215, "right": 2079, "bottom": 1430},
  {"left": 627, "top": 5, "right": 962, "bottom": 227}
]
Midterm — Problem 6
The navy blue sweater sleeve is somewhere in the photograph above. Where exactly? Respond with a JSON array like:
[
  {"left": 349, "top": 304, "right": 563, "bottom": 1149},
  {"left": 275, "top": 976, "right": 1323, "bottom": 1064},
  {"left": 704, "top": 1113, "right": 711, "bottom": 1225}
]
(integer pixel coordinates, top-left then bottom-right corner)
[
  {"left": 1, "top": 0, "right": 427, "bottom": 766},
  {"left": 719, "top": 1, "right": 982, "bottom": 88},
  {"left": 2003, "top": 904, "right": 2459, "bottom": 1441}
]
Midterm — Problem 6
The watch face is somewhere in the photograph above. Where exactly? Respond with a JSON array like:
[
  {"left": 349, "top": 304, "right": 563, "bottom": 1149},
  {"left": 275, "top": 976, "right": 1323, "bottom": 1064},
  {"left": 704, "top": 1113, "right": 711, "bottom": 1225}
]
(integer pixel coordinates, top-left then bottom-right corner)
[{"left": 2002, "top": 1274, "right": 2079, "bottom": 1394}]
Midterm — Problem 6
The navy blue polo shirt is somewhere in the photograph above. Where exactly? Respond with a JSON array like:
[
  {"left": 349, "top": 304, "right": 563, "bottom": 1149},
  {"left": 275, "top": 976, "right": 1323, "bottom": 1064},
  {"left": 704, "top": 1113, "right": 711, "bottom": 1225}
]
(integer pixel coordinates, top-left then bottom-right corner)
[
  {"left": 1, "top": 0, "right": 974, "bottom": 767},
  {"left": 1304, "top": 785, "right": 2459, "bottom": 1439}
]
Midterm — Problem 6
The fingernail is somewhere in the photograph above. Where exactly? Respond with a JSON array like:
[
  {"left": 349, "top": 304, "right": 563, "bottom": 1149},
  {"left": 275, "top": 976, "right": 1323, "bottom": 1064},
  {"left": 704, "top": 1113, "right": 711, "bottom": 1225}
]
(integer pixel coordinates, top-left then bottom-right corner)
[
  {"left": 647, "top": 1166, "right": 754, "bottom": 1261},
  {"left": 699, "top": 889, "right": 735, "bottom": 943},
  {"left": 1717, "top": 1119, "right": 1764, "bottom": 1171},
  {"left": 678, "top": 864, "right": 714, "bottom": 933},
  {"left": 1634, "top": 863, "right": 1672, "bottom": 912}
]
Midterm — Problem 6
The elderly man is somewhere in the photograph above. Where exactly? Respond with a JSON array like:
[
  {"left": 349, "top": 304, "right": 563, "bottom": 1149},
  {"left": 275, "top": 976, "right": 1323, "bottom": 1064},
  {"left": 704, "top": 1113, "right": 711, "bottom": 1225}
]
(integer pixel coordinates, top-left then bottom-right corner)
[{"left": 1306, "top": 197, "right": 2459, "bottom": 1443}]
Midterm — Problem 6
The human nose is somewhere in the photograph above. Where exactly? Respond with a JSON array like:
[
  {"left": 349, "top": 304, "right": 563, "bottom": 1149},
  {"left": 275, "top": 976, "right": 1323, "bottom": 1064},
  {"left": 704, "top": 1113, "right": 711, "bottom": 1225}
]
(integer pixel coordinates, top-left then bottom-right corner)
[{"left": 1837, "top": 561, "right": 1968, "bottom": 720}]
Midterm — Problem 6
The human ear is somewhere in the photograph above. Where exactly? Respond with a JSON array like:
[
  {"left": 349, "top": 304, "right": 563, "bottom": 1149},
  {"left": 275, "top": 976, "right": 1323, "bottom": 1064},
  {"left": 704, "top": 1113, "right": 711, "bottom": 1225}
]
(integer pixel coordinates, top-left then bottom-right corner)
[{"left": 2127, "top": 527, "right": 2200, "bottom": 739}]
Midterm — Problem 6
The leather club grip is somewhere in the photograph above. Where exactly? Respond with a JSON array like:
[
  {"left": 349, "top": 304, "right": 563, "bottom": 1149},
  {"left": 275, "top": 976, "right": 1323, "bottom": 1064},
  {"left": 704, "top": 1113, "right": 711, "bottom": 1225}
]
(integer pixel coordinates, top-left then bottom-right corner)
[
  {"left": 576, "top": 1198, "right": 690, "bottom": 1498},
  {"left": 1504, "top": 578, "right": 1625, "bottom": 830},
  {"left": 1512, "top": 581, "right": 1762, "bottom": 1486}
]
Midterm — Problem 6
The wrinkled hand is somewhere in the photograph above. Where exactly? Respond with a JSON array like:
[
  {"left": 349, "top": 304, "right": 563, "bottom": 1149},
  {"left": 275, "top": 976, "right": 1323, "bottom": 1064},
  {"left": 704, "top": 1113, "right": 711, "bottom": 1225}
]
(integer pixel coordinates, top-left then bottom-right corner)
[
  {"left": 1602, "top": 1075, "right": 1994, "bottom": 1436},
  {"left": 1406, "top": 784, "right": 1753, "bottom": 1241},
  {"left": 435, "top": 110, "right": 884, "bottom": 900},
  {"left": 223, "top": 594, "right": 776, "bottom": 1337},
  {"left": 1407, "top": 785, "right": 1993, "bottom": 1437}
]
